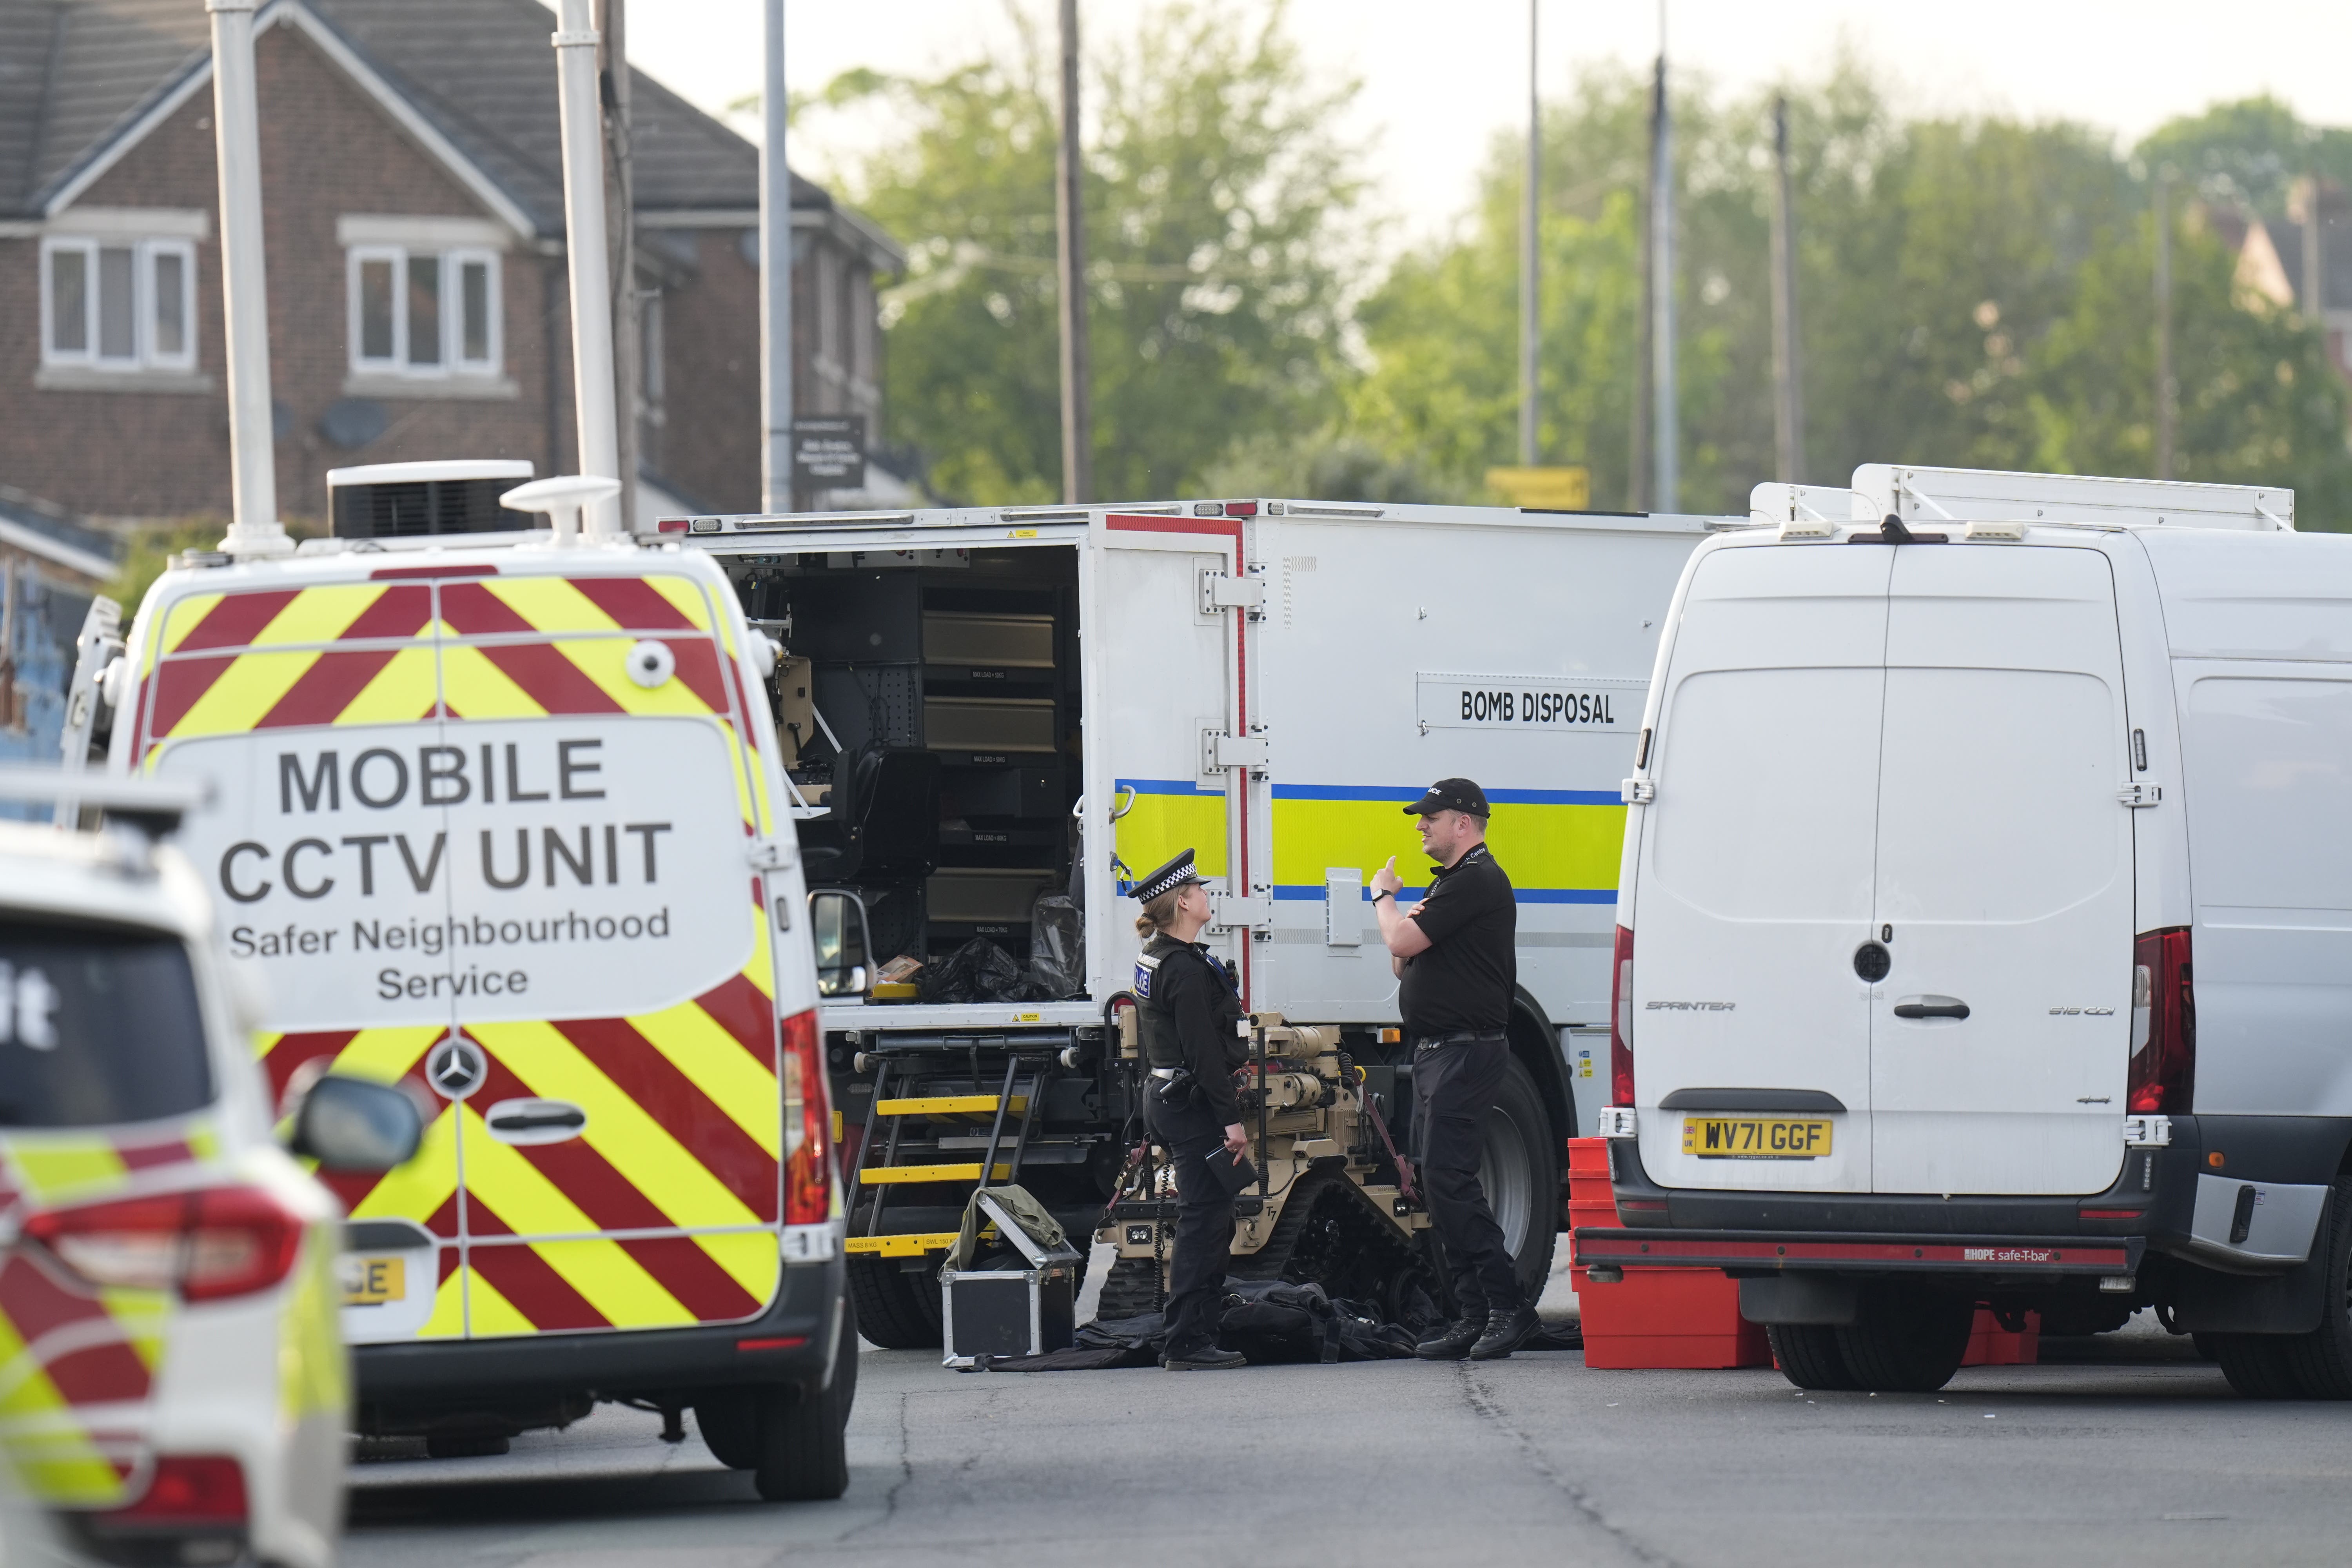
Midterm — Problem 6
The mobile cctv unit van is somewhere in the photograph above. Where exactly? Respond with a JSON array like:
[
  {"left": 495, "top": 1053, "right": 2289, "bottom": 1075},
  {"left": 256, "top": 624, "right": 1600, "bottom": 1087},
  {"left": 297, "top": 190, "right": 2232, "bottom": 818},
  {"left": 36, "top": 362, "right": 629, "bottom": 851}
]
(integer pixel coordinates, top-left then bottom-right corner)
[
  {"left": 661, "top": 496, "right": 1726, "bottom": 1342},
  {"left": 93, "top": 463, "right": 857, "bottom": 1498},
  {"left": 1583, "top": 465, "right": 2352, "bottom": 1396}
]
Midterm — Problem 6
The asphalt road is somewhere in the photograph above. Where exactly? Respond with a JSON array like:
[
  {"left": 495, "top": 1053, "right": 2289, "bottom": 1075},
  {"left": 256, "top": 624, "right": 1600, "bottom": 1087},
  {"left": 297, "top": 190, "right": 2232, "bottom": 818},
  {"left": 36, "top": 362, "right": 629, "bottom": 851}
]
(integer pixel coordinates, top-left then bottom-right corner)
[{"left": 341, "top": 1312, "right": 2352, "bottom": 1568}]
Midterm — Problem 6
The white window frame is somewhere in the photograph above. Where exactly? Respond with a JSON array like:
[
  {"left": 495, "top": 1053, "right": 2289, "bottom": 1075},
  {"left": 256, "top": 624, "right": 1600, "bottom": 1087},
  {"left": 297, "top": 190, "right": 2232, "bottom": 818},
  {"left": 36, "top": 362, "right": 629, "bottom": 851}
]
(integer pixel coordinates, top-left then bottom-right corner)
[
  {"left": 40, "top": 236, "right": 198, "bottom": 373},
  {"left": 346, "top": 244, "right": 502, "bottom": 379}
]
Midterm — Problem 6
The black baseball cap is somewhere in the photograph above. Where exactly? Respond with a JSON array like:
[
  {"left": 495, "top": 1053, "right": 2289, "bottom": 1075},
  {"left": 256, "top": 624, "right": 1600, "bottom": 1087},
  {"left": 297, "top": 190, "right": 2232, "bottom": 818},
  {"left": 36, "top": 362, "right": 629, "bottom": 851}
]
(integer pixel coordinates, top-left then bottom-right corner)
[{"left": 1403, "top": 778, "right": 1490, "bottom": 818}]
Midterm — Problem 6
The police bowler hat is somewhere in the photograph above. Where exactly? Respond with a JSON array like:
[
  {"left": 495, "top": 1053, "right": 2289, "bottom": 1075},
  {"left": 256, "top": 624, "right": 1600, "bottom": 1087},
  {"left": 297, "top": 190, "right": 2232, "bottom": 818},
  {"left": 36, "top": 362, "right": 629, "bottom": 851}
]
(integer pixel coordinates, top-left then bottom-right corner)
[
  {"left": 1403, "top": 778, "right": 1490, "bottom": 818},
  {"left": 1132, "top": 848, "right": 1212, "bottom": 902}
]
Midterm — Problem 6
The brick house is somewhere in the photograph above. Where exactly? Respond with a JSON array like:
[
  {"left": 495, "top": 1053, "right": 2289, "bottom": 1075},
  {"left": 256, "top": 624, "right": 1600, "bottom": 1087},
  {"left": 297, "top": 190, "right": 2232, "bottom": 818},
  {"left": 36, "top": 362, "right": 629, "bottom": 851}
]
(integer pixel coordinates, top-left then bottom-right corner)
[
  {"left": 2230, "top": 182, "right": 2352, "bottom": 393},
  {"left": 0, "top": 0, "right": 902, "bottom": 528}
]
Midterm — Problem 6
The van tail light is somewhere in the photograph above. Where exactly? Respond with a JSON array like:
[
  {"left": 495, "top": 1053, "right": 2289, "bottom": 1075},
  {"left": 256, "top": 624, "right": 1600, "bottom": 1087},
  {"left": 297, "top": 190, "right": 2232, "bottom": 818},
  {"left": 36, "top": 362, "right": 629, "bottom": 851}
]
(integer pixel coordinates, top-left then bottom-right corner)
[
  {"left": 25, "top": 1187, "right": 302, "bottom": 1303},
  {"left": 1610, "top": 925, "right": 1637, "bottom": 1108},
  {"left": 781, "top": 1008, "right": 834, "bottom": 1226},
  {"left": 2128, "top": 927, "right": 2195, "bottom": 1113},
  {"left": 101, "top": 1454, "right": 248, "bottom": 1526}
]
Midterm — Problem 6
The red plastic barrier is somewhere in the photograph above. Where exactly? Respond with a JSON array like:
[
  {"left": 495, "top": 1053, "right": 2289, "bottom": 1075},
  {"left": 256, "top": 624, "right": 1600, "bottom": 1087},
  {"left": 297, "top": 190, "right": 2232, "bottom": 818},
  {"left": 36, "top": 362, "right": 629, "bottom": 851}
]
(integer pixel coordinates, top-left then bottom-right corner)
[{"left": 1566, "top": 1137, "right": 1771, "bottom": 1370}]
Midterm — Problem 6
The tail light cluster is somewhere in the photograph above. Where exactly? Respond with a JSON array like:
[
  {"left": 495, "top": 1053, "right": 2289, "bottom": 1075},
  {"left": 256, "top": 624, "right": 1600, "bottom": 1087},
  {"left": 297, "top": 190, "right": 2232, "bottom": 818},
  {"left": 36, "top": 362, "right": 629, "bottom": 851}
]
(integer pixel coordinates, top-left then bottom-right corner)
[
  {"left": 2129, "top": 927, "right": 2195, "bottom": 1113},
  {"left": 1610, "top": 925, "right": 1636, "bottom": 1108},
  {"left": 781, "top": 1008, "right": 834, "bottom": 1226},
  {"left": 25, "top": 1186, "right": 301, "bottom": 1303},
  {"left": 102, "top": 1455, "right": 248, "bottom": 1527}
]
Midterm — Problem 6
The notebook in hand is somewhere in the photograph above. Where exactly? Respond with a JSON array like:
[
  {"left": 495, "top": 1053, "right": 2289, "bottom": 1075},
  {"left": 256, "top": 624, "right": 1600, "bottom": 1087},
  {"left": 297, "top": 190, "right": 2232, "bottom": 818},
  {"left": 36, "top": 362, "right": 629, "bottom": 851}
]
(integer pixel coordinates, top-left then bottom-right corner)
[{"left": 1203, "top": 1145, "right": 1258, "bottom": 1197}]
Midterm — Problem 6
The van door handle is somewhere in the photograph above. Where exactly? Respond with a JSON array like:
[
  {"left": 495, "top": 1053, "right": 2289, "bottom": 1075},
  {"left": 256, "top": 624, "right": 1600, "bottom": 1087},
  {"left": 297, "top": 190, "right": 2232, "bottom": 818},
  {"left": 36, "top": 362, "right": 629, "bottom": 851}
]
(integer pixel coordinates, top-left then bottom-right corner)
[
  {"left": 1893, "top": 996, "right": 1970, "bottom": 1020},
  {"left": 483, "top": 1098, "right": 589, "bottom": 1145}
]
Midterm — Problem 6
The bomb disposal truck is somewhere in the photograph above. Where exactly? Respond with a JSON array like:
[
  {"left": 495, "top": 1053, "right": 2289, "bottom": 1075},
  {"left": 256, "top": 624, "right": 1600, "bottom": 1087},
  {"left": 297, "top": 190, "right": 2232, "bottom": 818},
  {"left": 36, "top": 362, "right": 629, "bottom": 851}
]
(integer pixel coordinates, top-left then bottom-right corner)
[
  {"left": 661, "top": 497, "right": 1731, "bottom": 1341},
  {"left": 88, "top": 468, "right": 858, "bottom": 1498}
]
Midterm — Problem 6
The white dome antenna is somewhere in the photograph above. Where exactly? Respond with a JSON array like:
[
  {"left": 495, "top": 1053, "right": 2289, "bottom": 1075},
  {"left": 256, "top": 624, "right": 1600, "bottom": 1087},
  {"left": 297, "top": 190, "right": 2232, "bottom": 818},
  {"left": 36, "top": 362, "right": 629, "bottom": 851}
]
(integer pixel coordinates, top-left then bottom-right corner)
[{"left": 501, "top": 475, "right": 623, "bottom": 547}]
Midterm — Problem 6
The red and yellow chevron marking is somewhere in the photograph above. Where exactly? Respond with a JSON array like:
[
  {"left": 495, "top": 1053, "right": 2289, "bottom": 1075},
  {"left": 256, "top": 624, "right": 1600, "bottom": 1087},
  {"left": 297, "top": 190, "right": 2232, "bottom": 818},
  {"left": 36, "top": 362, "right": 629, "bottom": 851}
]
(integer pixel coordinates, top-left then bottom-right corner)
[
  {"left": 452, "top": 908, "right": 783, "bottom": 1336},
  {"left": 259, "top": 1026, "right": 463, "bottom": 1340},
  {"left": 0, "top": 1252, "right": 170, "bottom": 1506},
  {"left": 0, "top": 1127, "right": 203, "bottom": 1504}
]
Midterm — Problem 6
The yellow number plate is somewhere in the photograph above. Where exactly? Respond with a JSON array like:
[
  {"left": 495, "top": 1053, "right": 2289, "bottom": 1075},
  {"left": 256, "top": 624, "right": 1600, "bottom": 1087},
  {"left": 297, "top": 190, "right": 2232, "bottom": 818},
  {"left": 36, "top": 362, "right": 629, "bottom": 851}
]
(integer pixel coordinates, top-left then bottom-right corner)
[
  {"left": 1681, "top": 1116, "right": 1833, "bottom": 1159},
  {"left": 342, "top": 1255, "right": 407, "bottom": 1306}
]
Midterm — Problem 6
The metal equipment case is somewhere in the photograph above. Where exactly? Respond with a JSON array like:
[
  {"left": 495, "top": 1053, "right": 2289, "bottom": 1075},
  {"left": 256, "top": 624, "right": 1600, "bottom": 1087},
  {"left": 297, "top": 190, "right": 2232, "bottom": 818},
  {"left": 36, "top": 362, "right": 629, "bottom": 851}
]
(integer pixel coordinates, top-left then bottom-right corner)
[{"left": 940, "top": 1192, "right": 1081, "bottom": 1367}]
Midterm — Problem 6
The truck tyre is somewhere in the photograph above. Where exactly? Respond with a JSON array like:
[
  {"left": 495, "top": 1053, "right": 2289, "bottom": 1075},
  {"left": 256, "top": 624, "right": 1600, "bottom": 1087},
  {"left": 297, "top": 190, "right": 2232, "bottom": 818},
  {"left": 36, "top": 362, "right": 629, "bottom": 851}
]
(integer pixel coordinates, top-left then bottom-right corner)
[
  {"left": 753, "top": 1298, "right": 855, "bottom": 1501},
  {"left": 1481, "top": 1053, "right": 1561, "bottom": 1301},
  {"left": 1833, "top": 1284, "right": 1973, "bottom": 1392},
  {"left": 846, "top": 1253, "right": 943, "bottom": 1350},
  {"left": 2210, "top": 1333, "right": 2300, "bottom": 1399},
  {"left": 1767, "top": 1323, "right": 1861, "bottom": 1390},
  {"left": 2276, "top": 1176, "right": 2352, "bottom": 1399}
]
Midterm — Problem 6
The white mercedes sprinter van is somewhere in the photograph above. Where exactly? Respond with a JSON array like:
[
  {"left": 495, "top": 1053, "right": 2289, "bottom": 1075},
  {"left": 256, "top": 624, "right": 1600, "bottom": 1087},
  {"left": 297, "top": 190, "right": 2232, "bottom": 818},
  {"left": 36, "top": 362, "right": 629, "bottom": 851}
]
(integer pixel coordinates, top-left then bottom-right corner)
[{"left": 1578, "top": 466, "right": 2352, "bottom": 1396}]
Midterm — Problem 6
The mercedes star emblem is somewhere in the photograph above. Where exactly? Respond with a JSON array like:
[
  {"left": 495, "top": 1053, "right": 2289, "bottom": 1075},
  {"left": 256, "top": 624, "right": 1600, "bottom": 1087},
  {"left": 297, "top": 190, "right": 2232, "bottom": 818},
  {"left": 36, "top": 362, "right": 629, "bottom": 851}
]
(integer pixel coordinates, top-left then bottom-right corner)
[{"left": 425, "top": 1038, "right": 487, "bottom": 1101}]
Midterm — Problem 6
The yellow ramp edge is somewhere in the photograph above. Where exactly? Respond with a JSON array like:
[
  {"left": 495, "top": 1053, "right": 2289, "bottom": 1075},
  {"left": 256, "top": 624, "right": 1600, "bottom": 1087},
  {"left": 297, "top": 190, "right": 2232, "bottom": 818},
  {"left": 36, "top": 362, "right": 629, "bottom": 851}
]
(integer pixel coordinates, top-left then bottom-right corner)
[
  {"left": 874, "top": 1095, "right": 1025, "bottom": 1116},
  {"left": 859, "top": 1163, "right": 1010, "bottom": 1185},
  {"left": 845, "top": 1233, "right": 959, "bottom": 1257}
]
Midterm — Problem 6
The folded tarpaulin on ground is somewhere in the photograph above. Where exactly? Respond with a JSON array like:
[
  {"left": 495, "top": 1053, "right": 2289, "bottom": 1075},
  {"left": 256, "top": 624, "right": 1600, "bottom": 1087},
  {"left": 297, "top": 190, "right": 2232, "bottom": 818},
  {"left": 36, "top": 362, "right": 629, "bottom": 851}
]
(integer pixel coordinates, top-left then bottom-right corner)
[{"left": 973, "top": 1278, "right": 1580, "bottom": 1370}]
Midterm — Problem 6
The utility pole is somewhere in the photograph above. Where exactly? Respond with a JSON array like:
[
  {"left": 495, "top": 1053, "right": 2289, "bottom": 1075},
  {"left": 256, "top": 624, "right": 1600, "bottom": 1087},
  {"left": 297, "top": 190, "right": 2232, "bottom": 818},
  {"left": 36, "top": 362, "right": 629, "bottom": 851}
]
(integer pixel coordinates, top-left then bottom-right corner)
[
  {"left": 1519, "top": 0, "right": 1539, "bottom": 467},
  {"left": 2300, "top": 172, "right": 2325, "bottom": 323},
  {"left": 1629, "top": 87, "right": 1653, "bottom": 509},
  {"left": 2155, "top": 169, "right": 2175, "bottom": 482},
  {"left": 1648, "top": 27, "right": 1677, "bottom": 514},
  {"left": 600, "top": 0, "right": 639, "bottom": 530},
  {"left": 553, "top": 0, "right": 621, "bottom": 535},
  {"left": 1055, "top": 0, "right": 1093, "bottom": 504},
  {"left": 759, "top": 0, "right": 792, "bottom": 512},
  {"left": 206, "top": 0, "right": 287, "bottom": 557},
  {"left": 1768, "top": 94, "right": 1805, "bottom": 485}
]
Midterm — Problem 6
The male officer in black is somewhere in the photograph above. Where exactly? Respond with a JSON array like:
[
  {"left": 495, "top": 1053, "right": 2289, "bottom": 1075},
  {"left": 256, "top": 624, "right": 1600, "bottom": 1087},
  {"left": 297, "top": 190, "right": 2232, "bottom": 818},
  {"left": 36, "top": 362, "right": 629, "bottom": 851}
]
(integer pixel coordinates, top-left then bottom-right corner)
[
  {"left": 1131, "top": 848, "right": 1251, "bottom": 1370},
  {"left": 1370, "top": 778, "right": 1539, "bottom": 1361}
]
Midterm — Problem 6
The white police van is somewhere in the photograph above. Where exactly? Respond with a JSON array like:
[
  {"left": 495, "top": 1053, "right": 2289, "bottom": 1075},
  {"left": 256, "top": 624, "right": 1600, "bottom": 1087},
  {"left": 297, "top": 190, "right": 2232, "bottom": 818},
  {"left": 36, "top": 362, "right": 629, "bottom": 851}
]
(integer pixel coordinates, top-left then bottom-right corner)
[{"left": 1583, "top": 466, "right": 2352, "bottom": 1396}]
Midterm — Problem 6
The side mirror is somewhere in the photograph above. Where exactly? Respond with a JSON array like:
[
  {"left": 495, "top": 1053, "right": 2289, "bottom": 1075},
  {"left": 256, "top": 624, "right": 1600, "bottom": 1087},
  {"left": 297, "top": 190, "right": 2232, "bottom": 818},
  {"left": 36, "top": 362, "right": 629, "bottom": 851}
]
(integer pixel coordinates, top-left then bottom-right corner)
[
  {"left": 287, "top": 1074, "right": 425, "bottom": 1171},
  {"left": 807, "top": 888, "right": 871, "bottom": 998}
]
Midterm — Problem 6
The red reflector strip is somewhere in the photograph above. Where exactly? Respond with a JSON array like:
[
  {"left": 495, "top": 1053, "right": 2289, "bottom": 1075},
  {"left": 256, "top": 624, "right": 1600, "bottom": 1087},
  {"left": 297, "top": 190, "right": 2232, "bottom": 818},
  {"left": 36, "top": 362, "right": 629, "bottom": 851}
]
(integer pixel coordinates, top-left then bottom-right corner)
[
  {"left": 657, "top": 518, "right": 690, "bottom": 533},
  {"left": 1617, "top": 1199, "right": 1668, "bottom": 1211},
  {"left": 1573, "top": 1233, "right": 2133, "bottom": 1270},
  {"left": 736, "top": 1336, "right": 808, "bottom": 1352},
  {"left": 2079, "top": 1210, "right": 2146, "bottom": 1220},
  {"left": 104, "top": 1455, "right": 247, "bottom": 1524},
  {"left": 369, "top": 562, "right": 500, "bottom": 579}
]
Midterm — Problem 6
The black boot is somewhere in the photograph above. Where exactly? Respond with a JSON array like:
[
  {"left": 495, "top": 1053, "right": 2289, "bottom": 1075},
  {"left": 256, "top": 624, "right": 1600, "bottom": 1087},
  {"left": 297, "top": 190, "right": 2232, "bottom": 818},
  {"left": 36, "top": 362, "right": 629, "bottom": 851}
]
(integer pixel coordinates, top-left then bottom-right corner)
[
  {"left": 1162, "top": 1343, "right": 1247, "bottom": 1370},
  {"left": 1468, "top": 1303, "right": 1542, "bottom": 1361},
  {"left": 1413, "top": 1316, "right": 1487, "bottom": 1361}
]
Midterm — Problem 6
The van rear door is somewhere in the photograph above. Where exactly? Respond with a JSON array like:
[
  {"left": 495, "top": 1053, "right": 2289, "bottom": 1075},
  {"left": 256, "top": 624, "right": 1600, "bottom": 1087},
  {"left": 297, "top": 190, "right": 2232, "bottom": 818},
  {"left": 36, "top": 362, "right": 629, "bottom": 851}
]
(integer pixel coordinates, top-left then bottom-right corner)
[
  {"left": 1633, "top": 546, "right": 1893, "bottom": 1194},
  {"left": 1867, "top": 545, "right": 2130, "bottom": 1194}
]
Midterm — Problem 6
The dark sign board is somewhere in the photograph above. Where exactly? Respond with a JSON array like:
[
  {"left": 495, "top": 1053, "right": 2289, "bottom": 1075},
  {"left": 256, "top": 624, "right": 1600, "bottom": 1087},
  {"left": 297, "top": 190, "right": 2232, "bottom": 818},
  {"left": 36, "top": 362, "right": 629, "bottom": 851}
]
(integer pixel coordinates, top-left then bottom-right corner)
[{"left": 791, "top": 415, "right": 867, "bottom": 490}]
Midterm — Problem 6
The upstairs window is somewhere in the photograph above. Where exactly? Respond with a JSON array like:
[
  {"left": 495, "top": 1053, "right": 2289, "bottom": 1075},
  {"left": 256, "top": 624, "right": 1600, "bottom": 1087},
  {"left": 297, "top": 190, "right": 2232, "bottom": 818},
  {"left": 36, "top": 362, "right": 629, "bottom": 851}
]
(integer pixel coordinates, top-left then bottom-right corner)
[
  {"left": 41, "top": 238, "right": 197, "bottom": 372},
  {"left": 348, "top": 245, "right": 499, "bottom": 377}
]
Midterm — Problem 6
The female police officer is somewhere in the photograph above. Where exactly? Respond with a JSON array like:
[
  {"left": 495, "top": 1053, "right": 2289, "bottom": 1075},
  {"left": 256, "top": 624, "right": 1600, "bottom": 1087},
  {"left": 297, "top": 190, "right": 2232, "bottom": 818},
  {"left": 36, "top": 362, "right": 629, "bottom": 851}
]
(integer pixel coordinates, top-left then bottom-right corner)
[{"left": 1131, "top": 849, "right": 1250, "bottom": 1370}]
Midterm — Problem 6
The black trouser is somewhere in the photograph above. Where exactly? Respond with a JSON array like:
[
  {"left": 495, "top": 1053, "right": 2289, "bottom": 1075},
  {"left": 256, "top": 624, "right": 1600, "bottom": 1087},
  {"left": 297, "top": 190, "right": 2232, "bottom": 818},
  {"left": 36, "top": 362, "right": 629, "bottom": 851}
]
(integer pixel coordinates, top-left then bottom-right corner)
[
  {"left": 1413, "top": 1034, "right": 1520, "bottom": 1319},
  {"left": 1145, "top": 1096, "right": 1235, "bottom": 1354}
]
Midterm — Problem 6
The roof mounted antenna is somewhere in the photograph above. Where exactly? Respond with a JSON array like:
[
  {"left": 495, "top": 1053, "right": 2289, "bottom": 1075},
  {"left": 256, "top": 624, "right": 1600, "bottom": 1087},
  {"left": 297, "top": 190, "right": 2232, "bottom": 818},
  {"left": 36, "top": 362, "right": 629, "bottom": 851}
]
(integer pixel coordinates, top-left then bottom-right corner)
[
  {"left": 207, "top": 0, "right": 292, "bottom": 561},
  {"left": 1880, "top": 512, "right": 1916, "bottom": 545},
  {"left": 502, "top": 475, "right": 622, "bottom": 547}
]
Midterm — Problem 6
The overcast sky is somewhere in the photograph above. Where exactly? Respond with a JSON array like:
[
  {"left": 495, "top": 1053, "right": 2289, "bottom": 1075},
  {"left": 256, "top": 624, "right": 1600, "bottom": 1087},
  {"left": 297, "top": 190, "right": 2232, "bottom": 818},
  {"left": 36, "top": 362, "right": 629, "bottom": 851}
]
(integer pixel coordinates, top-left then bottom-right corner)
[{"left": 617, "top": 2, "right": 2352, "bottom": 254}]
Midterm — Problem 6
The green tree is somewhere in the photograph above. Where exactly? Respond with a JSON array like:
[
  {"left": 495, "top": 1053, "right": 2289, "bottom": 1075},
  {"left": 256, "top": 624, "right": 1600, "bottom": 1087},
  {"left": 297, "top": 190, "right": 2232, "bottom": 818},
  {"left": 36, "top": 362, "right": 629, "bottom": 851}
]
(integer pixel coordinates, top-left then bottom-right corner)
[
  {"left": 1348, "top": 64, "right": 2352, "bottom": 526},
  {"left": 823, "top": 2, "right": 1366, "bottom": 505}
]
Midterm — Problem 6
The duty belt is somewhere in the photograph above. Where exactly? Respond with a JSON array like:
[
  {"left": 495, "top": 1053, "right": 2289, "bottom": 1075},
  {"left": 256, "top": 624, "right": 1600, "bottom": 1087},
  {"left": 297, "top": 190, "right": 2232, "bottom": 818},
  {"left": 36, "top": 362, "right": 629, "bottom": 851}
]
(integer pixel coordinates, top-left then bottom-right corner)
[
  {"left": 1149, "top": 1067, "right": 1185, "bottom": 1079},
  {"left": 1414, "top": 1030, "right": 1507, "bottom": 1049}
]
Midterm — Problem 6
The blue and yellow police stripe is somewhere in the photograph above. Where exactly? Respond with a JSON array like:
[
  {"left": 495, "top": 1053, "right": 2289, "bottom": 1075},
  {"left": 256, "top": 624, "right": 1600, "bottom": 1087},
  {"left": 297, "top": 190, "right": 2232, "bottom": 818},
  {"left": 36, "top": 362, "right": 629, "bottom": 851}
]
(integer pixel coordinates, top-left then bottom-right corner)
[{"left": 1112, "top": 779, "right": 1624, "bottom": 905}]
